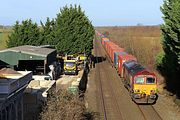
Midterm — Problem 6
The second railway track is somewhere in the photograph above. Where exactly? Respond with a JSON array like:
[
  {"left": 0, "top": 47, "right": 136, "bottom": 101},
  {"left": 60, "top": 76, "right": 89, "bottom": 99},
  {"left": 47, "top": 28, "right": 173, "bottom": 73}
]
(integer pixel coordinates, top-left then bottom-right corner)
[{"left": 94, "top": 36, "right": 124, "bottom": 120}]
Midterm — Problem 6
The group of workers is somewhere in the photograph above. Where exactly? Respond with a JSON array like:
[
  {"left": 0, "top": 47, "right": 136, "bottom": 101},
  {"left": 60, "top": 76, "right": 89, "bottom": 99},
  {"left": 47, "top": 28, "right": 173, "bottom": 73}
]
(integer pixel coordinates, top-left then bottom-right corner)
[{"left": 89, "top": 54, "right": 95, "bottom": 68}]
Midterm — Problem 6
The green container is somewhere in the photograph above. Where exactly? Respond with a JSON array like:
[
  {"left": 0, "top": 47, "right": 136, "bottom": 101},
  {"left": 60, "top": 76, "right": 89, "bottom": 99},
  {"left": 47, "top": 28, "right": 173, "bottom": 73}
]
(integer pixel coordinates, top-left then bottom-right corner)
[{"left": 68, "top": 86, "right": 78, "bottom": 94}]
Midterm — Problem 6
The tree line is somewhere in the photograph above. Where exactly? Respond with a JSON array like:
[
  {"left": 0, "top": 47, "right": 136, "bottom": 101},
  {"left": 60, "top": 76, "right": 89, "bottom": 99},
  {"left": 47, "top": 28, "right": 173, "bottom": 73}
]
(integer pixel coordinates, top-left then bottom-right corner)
[
  {"left": 7, "top": 5, "right": 94, "bottom": 55},
  {"left": 156, "top": 0, "right": 180, "bottom": 97}
]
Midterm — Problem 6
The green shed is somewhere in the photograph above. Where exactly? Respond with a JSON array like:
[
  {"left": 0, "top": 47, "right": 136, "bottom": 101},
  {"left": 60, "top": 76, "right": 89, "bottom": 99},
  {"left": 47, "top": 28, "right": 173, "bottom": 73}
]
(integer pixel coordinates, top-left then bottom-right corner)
[{"left": 0, "top": 45, "right": 57, "bottom": 74}]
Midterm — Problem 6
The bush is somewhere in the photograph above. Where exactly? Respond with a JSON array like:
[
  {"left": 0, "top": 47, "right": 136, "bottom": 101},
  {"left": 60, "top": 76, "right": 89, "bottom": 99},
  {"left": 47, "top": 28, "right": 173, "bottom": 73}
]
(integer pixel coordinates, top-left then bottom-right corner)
[
  {"left": 41, "top": 89, "right": 86, "bottom": 120},
  {"left": 155, "top": 52, "right": 165, "bottom": 67}
]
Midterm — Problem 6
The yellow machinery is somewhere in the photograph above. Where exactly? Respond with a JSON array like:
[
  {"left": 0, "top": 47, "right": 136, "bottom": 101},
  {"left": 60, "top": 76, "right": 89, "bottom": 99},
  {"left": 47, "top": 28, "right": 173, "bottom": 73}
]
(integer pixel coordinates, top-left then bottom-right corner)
[
  {"left": 78, "top": 54, "right": 87, "bottom": 64},
  {"left": 64, "top": 60, "right": 77, "bottom": 75},
  {"left": 79, "top": 54, "right": 87, "bottom": 61},
  {"left": 61, "top": 53, "right": 87, "bottom": 75}
]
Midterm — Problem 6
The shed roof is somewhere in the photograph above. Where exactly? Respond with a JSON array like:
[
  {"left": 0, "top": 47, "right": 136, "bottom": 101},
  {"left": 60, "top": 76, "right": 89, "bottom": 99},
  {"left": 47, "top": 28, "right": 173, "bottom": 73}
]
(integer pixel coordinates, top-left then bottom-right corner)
[{"left": 0, "top": 45, "right": 56, "bottom": 57}]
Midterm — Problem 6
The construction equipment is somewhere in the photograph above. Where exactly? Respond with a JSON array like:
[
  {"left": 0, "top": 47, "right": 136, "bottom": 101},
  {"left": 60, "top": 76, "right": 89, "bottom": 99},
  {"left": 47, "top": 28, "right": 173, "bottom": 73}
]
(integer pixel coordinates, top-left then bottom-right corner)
[
  {"left": 78, "top": 54, "right": 87, "bottom": 64},
  {"left": 64, "top": 60, "right": 78, "bottom": 75}
]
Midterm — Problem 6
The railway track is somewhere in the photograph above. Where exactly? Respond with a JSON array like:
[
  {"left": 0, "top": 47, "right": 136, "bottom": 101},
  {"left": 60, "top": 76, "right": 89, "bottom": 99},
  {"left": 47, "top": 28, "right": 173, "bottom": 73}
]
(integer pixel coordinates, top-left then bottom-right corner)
[
  {"left": 94, "top": 36, "right": 107, "bottom": 120},
  {"left": 94, "top": 58, "right": 107, "bottom": 120},
  {"left": 92, "top": 35, "right": 164, "bottom": 120},
  {"left": 137, "top": 105, "right": 163, "bottom": 120},
  {"left": 98, "top": 40, "right": 163, "bottom": 120},
  {"left": 94, "top": 36, "right": 123, "bottom": 120}
]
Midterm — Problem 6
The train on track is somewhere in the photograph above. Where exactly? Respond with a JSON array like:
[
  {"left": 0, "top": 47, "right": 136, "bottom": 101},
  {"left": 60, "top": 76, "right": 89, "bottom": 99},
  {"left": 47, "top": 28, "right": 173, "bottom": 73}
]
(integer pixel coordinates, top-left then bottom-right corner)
[{"left": 96, "top": 30, "right": 158, "bottom": 104}]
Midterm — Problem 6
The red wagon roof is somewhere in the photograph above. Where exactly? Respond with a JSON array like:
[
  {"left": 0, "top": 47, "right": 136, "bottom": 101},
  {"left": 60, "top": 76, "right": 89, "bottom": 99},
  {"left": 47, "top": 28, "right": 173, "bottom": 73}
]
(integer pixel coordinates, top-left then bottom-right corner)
[
  {"left": 118, "top": 54, "right": 137, "bottom": 61},
  {"left": 102, "top": 37, "right": 109, "bottom": 41}
]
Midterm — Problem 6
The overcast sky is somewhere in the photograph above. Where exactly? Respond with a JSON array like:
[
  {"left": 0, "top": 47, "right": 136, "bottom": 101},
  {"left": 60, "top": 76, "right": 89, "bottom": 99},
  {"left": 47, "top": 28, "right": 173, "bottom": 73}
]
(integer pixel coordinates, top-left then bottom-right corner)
[{"left": 0, "top": 0, "right": 164, "bottom": 26}]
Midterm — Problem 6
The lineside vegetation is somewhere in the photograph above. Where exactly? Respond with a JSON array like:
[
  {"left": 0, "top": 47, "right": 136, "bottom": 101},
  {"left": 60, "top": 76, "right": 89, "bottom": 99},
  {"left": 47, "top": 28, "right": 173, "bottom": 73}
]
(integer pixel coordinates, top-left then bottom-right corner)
[
  {"left": 96, "top": 26, "right": 162, "bottom": 71},
  {"left": 158, "top": 0, "right": 180, "bottom": 96},
  {"left": 40, "top": 89, "right": 98, "bottom": 120}
]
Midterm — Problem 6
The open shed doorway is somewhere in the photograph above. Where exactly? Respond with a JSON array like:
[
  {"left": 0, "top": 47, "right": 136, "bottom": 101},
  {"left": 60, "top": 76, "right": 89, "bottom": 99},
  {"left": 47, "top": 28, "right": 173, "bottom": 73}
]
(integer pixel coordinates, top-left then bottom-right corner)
[{"left": 18, "top": 60, "right": 45, "bottom": 74}]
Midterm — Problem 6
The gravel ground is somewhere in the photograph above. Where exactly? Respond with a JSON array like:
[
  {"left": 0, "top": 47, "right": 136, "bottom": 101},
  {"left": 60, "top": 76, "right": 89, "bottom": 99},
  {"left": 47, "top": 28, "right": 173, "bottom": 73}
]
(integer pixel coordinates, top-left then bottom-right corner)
[
  {"left": 153, "top": 93, "right": 180, "bottom": 120},
  {"left": 86, "top": 67, "right": 180, "bottom": 120}
]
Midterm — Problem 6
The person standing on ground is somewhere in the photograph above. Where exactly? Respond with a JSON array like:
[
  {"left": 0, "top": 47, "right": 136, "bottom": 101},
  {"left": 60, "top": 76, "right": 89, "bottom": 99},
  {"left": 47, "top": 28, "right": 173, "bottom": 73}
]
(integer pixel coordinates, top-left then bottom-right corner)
[{"left": 90, "top": 54, "right": 95, "bottom": 68}]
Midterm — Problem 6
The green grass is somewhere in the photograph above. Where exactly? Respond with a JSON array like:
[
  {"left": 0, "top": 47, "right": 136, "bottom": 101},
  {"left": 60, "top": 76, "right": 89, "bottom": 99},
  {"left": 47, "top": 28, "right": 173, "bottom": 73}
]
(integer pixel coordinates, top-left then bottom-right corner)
[{"left": 0, "top": 29, "right": 12, "bottom": 50}]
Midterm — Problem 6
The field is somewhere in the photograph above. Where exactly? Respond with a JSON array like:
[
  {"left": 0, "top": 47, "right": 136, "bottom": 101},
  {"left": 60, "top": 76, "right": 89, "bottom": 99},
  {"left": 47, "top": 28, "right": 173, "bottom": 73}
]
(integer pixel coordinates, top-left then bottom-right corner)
[
  {"left": 96, "top": 26, "right": 164, "bottom": 84},
  {"left": 0, "top": 28, "right": 12, "bottom": 50}
]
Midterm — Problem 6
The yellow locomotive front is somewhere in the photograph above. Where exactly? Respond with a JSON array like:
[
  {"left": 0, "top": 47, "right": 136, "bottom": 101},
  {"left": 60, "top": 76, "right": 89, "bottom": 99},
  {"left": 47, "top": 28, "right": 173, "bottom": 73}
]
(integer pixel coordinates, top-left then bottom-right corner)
[
  {"left": 123, "top": 60, "right": 158, "bottom": 104},
  {"left": 132, "top": 75, "right": 157, "bottom": 104}
]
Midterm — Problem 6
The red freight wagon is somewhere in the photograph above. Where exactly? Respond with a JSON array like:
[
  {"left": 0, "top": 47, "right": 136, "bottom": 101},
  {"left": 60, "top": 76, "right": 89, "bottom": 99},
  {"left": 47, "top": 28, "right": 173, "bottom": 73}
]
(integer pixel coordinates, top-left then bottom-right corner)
[
  {"left": 104, "top": 41, "right": 110, "bottom": 52},
  {"left": 118, "top": 54, "right": 137, "bottom": 77},
  {"left": 108, "top": 45, "right": 119, "bottom": 59},
  {"left": 110, "top": 48, "right": 124, "bottom": 62},
  {"left": 103, "top": 40, "right": 109, "bottom": 49},
  {"left": 108, "top": 45, "right": 120, "bottom": 60},
  {"left": 114, "top": 52, "right": 128, "bottom": 67},
  {"left": 101, "top": 37, "right": 109, "bottom": 45},
  {"left": 105, "top": 42, "right": 118, "bottom": 55},
  {"left": 105, "top": 41, "right": 117, "bottom": 50},
  {"left": 104, "top": 40, "right": 109, "bottom": 50},
  {"left": 108, "top": 46, "right": 124, "bottom": 61},
  {"left": 106, "top": 43, "right": 118, "bottom": 55}
]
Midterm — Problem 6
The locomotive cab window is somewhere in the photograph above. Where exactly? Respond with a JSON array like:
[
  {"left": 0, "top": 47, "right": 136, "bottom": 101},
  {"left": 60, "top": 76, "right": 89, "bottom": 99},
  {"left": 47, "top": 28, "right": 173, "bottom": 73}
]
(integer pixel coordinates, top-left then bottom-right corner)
[
  {"left": 135, "top": 77, "right": 145, "bottom": 84},
  {"left": 146, "top": 77, "right": 155, "bottom": 84},
  {"left": 64, "top": 62, "right": 75, "bottom": 67}
]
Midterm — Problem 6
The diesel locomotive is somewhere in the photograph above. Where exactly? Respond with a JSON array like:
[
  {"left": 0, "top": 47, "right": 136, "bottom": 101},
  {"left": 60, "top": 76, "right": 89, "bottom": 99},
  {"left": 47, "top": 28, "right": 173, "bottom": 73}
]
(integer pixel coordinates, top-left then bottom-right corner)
[{"left": 96, "top": 30, "right": 158, "bottom": 104}]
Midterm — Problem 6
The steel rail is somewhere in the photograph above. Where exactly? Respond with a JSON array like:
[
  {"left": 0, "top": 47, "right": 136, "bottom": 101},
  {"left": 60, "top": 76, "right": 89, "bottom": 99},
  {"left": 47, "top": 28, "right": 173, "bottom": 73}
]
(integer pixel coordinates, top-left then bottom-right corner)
[
  {"left": 94, "top": 36, "right": 108, "bottom": 120},
  {"left": 150, "top": 105, "right": 163, "bottom": 120},
  {"left": 137, "top": 105, "right": 163, "bottom": 120},
  {"left": 97, "top": 37, "right": 124, "bottom": 120},
  {"left": 137, "top": 105, "right": 148, "bottom": 120}
]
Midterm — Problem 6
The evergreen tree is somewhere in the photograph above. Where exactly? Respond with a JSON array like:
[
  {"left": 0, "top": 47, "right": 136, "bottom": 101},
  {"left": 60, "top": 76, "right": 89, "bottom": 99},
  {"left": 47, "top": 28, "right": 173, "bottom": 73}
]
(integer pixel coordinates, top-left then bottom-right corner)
[
  {"left": 55, "top": 5, "right": 94, "bottom": 55},
  {"left": 7, "top": 19, "right": 40, "bottom": 47},
  {"left": 7, "top": 5, "right": 94, "bottom": 55},
  {"left": 160, "top": 0, "right": 180, "bottom": 92},
  {"left": 39, "top": 17, "right": 56, "bottom": 45}
]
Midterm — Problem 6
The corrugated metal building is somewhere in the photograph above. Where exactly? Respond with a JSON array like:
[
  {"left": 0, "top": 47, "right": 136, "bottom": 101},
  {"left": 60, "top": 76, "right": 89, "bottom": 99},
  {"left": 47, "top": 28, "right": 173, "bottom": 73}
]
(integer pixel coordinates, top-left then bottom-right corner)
[{"left": 0, "top": 45, "right": 57, "bottom": 74}]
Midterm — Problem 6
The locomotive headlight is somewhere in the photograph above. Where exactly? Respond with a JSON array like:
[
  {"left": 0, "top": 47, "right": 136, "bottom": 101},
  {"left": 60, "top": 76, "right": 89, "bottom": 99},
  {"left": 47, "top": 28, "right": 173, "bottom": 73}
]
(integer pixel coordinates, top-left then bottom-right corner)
[
  {"left": 150, "top": 90, "right": 156, "bottom": 93},
  {"left": 134, "top": 89, "right": 140, "bottom": 93}
]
